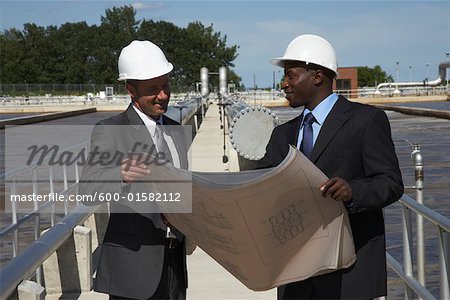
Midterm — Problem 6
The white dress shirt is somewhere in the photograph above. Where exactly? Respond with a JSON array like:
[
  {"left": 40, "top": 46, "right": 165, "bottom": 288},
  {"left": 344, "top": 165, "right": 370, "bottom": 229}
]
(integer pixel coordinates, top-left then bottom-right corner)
[{"left": 132, "top": 105, "right": 181, "bottom": 168}]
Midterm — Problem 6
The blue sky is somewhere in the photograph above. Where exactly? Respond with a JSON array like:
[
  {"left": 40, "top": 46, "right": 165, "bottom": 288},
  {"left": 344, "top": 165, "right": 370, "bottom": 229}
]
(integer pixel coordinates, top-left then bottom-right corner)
[{"left": 1, "top": 0, "right": 449, "bottom": 88}]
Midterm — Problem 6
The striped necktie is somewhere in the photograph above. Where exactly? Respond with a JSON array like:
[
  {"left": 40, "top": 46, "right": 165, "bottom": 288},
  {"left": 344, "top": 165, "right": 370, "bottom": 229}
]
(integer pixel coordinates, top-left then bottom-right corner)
[
  {"left": 300, "top": 112, "right": 316, "bottom": 159},
  {"left": 154, "top": 121, "right": 173, "bottom": 164}
]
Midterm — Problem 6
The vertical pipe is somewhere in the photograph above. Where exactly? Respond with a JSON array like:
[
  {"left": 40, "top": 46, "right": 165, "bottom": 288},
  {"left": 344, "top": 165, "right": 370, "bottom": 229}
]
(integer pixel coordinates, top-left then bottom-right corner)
[
  {"left": 194, "top": 115, "right": 198, "bottom": 133},
  {"left": 412, "top": 144, "right": 425, "bottom": 293},
  {"left": 219, "top": 67, "right": 227, "bottom": 96},
  {"left": 402, "top": 206, "right": 414, "bottom": 299},
  {"left": 439, "top": 228, "right": 449, "bottom": 300},
  {"left": 200, "top": 67, "right": 209, "bottom": 97},
  {"left": 200, "top": 67, "right": 208, "bottom": 118}
]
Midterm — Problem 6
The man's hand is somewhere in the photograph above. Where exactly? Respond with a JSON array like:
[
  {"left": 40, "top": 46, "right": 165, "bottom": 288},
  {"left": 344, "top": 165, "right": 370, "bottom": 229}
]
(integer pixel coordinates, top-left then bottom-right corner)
[
  {"left": 320, "top": 177, "right": 352, "bottom": 203},
  {"left": 121, "top": 158, "right": 150, "bottom": 183}
]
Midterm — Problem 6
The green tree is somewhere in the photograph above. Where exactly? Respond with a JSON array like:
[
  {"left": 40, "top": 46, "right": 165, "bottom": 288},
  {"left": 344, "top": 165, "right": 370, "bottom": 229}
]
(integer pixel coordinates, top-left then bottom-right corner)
[
  {"left": 0, "top": 28, "right": 26, "bottom": 83},
  {"left": 93, "top": 5, "right": 139, "bottom": 83},
  {"left": 357, "top": 65, "right": 393, "bottom": 87},
  {"left": 0, "top": 5, "right": 241, "bottom": 90},
  {"left": 181, "top": 22, "right": 238, "bottom": 88},
  {"left": 15, "top": 23, "right": 48, "bottom": 84},
  {"left": 138, "top": 20, "right": 239, "bottom": 89},
  {"left": 54, "top": 22, "right": 93, "bottom": 83},
  {"left": 138, "top": 20, "right": 184, "bottom": 87}
]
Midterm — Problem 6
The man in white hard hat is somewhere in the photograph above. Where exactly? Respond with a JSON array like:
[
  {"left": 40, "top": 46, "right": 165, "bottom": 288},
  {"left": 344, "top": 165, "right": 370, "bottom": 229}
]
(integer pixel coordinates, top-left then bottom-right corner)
[
  {"left": 80, "top": 40, "right": 189, "bottom": 299},
  {"left": 259, "top": 34, "right": 404, "bottom": 299}
]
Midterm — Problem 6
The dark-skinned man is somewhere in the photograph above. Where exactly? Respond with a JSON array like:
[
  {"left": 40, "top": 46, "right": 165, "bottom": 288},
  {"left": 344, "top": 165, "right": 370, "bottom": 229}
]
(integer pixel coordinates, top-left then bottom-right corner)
[{"left": 258, "top": 34, "right": 404, "bottom": 299}]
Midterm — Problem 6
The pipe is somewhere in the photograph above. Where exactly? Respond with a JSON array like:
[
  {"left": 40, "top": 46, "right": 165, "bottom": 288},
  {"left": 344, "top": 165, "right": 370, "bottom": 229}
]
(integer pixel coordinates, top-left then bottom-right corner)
[
  {"left": 165, "top": 96, "right": 202, "bottom": 125},
  {"left": 438, "top": 61, "right": 450, "bottom": 83},
  {"left": 411, "top": 144, "right": 425, "bottom": 295},
  {"left": 375, "top": 61, "right": 450, "bottom": 93}
]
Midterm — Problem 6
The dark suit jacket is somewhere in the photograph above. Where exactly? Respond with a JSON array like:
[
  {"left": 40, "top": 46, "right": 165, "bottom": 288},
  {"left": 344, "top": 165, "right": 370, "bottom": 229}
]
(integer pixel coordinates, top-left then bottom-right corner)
[
  {"left": 79, "top": 104, "right": 188, "bottom": 299},
  {"left": 258, "top": 96, "right": 404, "bottom": 299}
]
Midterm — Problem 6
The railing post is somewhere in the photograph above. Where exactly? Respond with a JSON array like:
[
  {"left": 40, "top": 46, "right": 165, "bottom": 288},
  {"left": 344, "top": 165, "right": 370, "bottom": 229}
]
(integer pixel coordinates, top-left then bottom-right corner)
[
  {"left": 439, "top": 227, "right": 450, "bottom": 300},
  {"left": 48, "top": 166, "right": 56, "bottom": 226},
  {"left": 31, "top": 168, "right": 42, "bottom": 287},
  {"left": 42, "top": 225, "right": 93, "bottom": 296},
  {"left": 402, "top": 205, "right": 415, "bottom": 299},
  {"left": 75, "top": 147, "right": 81, "bottom": 206},
  {"left": 17, "top": 280, "right": 45, "bottom": 300},
  {"left": 411, "top": 143, "right": 426, "bottom": 294},
  {"left": 63, "top": 165, "right": 68, "bottom": 215},
  {"left": 11, "top": 176, "right": 19, "bottom": 257}
]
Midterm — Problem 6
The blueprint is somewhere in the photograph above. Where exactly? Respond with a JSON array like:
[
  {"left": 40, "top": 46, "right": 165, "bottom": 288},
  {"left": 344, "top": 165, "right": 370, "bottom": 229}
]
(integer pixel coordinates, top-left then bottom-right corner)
[{"left": 164, "top": 147, "right": 356, "bottom": 291}]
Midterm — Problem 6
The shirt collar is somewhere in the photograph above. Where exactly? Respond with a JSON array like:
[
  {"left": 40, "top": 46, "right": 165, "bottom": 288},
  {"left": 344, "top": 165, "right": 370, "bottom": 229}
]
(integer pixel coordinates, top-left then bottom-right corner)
[{"left": 301, "top": 93, "right": 339, "bottom": 126}]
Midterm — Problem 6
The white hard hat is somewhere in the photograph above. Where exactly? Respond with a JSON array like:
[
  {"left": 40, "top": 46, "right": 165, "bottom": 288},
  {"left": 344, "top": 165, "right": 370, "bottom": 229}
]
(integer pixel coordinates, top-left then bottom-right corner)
[
  {"left": 118, "top": 40, "right": 173, "bottom": 81},
  {"left": 271, "top": 34, "right": 338, "bottom": 76}
]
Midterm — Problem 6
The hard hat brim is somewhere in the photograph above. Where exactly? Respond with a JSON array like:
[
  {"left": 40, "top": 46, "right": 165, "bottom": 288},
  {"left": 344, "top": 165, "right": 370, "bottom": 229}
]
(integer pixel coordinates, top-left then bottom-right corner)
[
  {"left": 117, "top": 62, "right": 173, "bottom": 81},
  {"left": 270, "top": 57, "right": 287, "bottom": 68},
  {"left": 270, "top": 57, "right": 338, "bottom": 77},
  {"left": 270, "top": 57, "right": 310, "bottom": 68}
]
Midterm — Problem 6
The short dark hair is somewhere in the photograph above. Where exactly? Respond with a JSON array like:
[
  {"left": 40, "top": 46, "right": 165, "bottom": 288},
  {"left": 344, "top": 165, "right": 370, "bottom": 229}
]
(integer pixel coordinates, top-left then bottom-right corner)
[{"left": 125, "top": 79, "right": 141, "bottom": 89}]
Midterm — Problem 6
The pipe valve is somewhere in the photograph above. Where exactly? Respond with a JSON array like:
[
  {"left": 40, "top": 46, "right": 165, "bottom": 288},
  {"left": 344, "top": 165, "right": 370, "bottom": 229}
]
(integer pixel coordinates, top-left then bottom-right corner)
[{"left": 411, "top": 143, "right": 424, "bottom": 189}]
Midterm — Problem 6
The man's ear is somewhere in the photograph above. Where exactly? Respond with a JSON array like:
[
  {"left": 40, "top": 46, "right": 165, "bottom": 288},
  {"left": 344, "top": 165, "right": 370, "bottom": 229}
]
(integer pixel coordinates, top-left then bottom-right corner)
[
  {"left": 312, "top": 69, "right": 325, "bottom": 86},
  {"left": 125, "top": 82, "right": 137, "bottom": 99}
]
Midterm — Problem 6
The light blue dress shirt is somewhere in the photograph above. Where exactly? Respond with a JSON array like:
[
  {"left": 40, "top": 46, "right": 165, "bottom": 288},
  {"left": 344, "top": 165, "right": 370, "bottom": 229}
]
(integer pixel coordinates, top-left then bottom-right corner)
[{"left": 296, "top": 93, "right": 339, "bottom": 150}]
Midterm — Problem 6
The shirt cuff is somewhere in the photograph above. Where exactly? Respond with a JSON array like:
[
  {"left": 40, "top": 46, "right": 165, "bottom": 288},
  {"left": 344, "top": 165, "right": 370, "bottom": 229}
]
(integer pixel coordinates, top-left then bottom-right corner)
[{"left": 344, "top": 199, "right": 354, "bottom": 210}]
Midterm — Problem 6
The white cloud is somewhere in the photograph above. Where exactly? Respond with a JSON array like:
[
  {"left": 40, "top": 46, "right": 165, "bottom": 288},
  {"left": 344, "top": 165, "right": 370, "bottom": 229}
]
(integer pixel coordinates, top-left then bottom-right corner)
[
  {"left": 131, "top": 2, "right": 165, "bottom": 11},
  {"left": 219, "top": 3, "right": 449, "bottom": 86},
  {"left": 131, "top": 1, "right": 449, "bottom": 87}
]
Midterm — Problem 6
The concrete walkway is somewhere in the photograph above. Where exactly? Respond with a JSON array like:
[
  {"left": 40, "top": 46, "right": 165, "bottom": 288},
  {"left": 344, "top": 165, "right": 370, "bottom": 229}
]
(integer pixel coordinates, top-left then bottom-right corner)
[
  {"left": 187, "top": 101, "right": 276, "bottom": 299},
  {"left": 190, "top": 101, "right": 239, "bottom": 172}
]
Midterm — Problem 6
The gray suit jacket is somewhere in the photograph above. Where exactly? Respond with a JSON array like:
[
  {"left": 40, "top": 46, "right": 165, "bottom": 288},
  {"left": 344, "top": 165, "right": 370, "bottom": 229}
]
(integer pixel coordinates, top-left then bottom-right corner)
[
  {"left": 79, "top": 104, "right": 188, "bottom": 299},
  {"left": 259, "top": 96, "right": 404, "bottom": 299}
]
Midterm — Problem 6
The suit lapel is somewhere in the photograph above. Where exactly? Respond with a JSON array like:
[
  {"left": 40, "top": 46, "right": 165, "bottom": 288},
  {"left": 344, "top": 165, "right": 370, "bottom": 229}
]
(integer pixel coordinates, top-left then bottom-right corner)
[
  {"left": 311, "top": 96, "right": 351, "bottom": 163},
  {"left": 125, "top": 103, "right": 144, "bottom": 126},
  {"left": 124, "top": 104, "right": 156, "bottom": 153}
]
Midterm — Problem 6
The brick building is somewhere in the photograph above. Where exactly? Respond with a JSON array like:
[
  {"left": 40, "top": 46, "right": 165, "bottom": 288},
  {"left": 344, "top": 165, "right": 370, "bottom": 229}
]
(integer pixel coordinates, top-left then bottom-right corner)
[{"left": 333, "top": 67, "right": 358, "bottom": 98}]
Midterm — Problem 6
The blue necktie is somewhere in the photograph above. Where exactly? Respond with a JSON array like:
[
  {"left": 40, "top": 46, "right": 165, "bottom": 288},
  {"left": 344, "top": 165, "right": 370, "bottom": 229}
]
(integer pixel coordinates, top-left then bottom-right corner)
[{"left": 300, "top": 113, "right": 316, "bottom": 159}]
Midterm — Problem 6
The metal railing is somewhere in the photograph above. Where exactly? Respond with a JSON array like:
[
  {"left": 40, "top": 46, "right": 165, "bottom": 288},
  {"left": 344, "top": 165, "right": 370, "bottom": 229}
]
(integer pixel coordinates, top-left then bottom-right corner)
[
  {"left": 0, "top": 83, "right": 193, "bottom": 97},
  {"left": 0, "top": 135, "right": 105, "bottom": 299},
  {"left": 385, "top": 142, "right": 450, "bottom": 299},
  {"left": 236, "top": 86, "right": 449, "bottom": 101},
  {"left": 387, "top": 194, "right": 450, "bottom": 300},
  {"left": 353, "top": 85, "right": 449, "bottom": 98},
  {"left": 0, "top": 100, "right": 204, "bottom": 298},
  {"left": 0, "top": 134, "right": 449, "bottom": 299},
  {"left": 0, "top": 94, "right": 189, "bottom": 107},
  {"left": 0, "top": 204, "right": 100, "bottom": 299},
  {"left": 1, "top": 87, "right": 448, "bottom": 109},
  {"left": 0, "top": 141, "right": 89, "bottom": 296}
]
